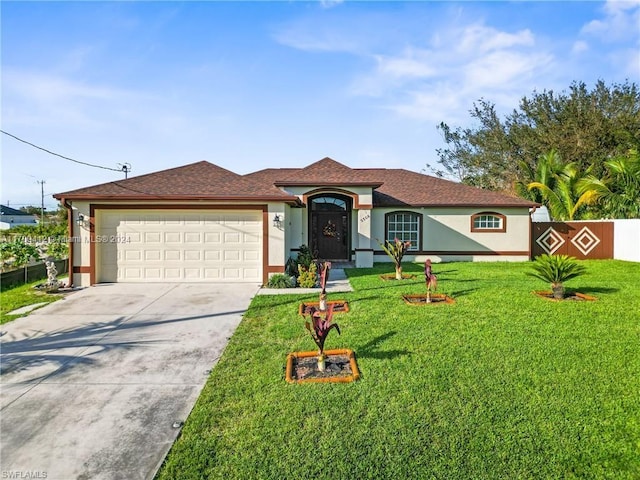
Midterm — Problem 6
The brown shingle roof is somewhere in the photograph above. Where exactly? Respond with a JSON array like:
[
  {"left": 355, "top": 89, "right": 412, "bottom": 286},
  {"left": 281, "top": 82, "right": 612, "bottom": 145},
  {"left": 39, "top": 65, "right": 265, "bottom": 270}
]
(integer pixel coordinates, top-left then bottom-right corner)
[
  {"left": 54, "top": 157, "right": 536, "bottom": 208},
  {"left": 54, "top": 161, "right": 299, "bottom": 203},
  {"left": 273, "top": 157, "right": 382, "bottom": 187},
  {"left": 246, "top": 158, "right": 536, "bottom": 208}
]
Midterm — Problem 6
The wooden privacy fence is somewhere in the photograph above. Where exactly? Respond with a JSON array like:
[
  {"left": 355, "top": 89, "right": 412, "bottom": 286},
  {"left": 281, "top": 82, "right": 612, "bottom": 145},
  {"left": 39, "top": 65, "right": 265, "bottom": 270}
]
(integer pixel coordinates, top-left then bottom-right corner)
[
  {"left": 0, "top": 258, "right": 69, "bottom": 289},
  {"left": 532, "top": 222, "right": 614, "bottom": 259}
]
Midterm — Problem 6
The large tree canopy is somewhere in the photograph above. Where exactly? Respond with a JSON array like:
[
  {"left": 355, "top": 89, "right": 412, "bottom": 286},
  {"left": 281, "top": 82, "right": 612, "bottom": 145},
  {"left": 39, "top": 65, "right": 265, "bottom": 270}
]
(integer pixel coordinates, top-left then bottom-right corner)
[{"left": 432, "top": 80, "right": 640, "bottom": 197}]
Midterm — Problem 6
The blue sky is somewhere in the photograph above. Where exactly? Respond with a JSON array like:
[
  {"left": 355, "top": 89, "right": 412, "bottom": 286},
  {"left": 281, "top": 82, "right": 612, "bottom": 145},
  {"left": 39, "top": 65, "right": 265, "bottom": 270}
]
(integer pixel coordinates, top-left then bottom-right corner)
[{"left": 2, "top": 1, "right": 638, "bottom": 210}]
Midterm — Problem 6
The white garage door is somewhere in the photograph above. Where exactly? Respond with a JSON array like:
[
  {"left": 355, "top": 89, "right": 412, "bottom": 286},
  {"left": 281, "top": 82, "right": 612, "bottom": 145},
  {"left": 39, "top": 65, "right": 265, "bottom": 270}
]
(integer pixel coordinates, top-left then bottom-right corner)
[{"left": 96, "top": 210, "right": 262, "bottom": 283}]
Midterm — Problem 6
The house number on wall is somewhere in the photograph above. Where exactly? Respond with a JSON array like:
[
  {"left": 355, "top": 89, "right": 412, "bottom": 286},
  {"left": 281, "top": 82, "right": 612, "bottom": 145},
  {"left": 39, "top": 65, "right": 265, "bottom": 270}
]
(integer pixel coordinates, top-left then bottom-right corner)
[{"left": 360, "top": 213, "right": 370, "bottom": 223}]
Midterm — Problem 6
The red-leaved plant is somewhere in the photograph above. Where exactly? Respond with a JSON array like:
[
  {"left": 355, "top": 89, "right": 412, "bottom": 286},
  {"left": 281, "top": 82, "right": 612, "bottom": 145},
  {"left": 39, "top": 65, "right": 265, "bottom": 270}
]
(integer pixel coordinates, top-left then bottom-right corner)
[
  {"left": 304, "top": 304, "right": 340, "bottom": 371},
  {"left": 424, "top": 258, "right": 438, "bottom": 302}
]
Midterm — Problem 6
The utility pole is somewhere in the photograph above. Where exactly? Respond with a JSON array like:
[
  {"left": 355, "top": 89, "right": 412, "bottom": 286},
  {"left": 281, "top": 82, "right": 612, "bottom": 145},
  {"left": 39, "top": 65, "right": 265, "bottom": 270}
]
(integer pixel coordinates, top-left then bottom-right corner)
[
  {"left": 119, "top": 163, "right": 131, "bottom": 179},
  {"left": 37, "top": 180, "right": 45, "bottom": 230}
]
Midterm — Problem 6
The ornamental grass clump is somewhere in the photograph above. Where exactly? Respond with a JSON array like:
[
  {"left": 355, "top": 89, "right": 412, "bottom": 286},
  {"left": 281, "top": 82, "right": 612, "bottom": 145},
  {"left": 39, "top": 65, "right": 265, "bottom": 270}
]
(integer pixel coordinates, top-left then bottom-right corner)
[
  {"left": 527, "top": 254, "right": 587, "bottom": 300},
  {"left": 378, "top": 238, "right": 412, "bottom": 280}
]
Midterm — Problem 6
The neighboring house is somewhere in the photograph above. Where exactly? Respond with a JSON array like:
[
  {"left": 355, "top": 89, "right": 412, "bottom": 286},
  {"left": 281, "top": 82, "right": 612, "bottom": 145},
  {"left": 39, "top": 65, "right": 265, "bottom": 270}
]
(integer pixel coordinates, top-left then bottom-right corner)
[
  {"left": 53, "top": 157, "right": 538, "bottom": 287},
  {"left": 0, "top": 205, "right": 38, "bottom": 230}
]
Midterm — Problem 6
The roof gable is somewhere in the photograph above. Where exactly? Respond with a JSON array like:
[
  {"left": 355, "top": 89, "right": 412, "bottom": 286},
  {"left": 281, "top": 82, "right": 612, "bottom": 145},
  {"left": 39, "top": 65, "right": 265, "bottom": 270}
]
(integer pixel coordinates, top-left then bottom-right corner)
[{"left": 273, "top": 157, "right": 382, "bottom": 187}]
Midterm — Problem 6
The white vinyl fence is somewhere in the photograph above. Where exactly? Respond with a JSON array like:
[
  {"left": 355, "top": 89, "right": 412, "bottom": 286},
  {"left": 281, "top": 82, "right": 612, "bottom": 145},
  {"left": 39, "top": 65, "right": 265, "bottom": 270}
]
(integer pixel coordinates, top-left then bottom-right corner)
[{"left": 613, "top": 219, "right": 640, "bottom": 262}]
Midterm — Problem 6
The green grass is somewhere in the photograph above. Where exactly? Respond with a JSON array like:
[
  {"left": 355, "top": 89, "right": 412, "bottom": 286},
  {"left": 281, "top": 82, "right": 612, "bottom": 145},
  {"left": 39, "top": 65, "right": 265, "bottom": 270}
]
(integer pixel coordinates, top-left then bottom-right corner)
[
  {"left": 156, "top": 260, "right": 640, "bottom": 479},
  {"left": 1, "top": 278, "right": 65, "bottom": 324}
]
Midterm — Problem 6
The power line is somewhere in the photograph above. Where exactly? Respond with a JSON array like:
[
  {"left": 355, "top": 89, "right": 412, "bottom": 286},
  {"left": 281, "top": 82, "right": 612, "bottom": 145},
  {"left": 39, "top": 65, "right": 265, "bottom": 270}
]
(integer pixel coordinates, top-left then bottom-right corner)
[{"left": 1, "top": 129, "right": 127, "bottom": 174}]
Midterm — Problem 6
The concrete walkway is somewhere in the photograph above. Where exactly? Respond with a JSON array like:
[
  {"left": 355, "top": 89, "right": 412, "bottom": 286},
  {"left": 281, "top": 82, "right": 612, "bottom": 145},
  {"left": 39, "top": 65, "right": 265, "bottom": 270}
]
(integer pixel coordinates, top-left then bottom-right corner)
[{"left": 0, "top": 282, "right": 259, "bottom": 480}]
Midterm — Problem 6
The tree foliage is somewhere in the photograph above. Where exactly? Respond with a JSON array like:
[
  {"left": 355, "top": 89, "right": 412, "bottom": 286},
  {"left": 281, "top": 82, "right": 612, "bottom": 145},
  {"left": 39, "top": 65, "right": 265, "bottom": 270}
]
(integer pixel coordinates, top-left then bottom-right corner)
[
  {"left": 433, "top": 80, "right": 640, "bottom": 197},
  {"left": 578, "top": 149, "right": 640, "bottom": 219}
]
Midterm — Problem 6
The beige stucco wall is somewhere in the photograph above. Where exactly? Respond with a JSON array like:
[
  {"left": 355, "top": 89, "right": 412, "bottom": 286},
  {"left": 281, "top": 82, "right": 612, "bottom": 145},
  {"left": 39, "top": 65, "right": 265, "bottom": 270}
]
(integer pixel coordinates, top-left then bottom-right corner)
[
  {"left": 372, "top": 206, "right": 531, "bottom": 262},
  {"left": 267, "top": 202, "right": 286, "bottom": 268},
  {"left": 69, "top": 197, "right": 531, "bottom": 286}
]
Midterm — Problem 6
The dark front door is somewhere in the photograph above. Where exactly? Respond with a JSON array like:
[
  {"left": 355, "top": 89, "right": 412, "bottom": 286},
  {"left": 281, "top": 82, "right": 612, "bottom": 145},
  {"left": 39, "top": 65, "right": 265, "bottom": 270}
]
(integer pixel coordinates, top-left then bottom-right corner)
[{"left": 310, "top": 195, "right": 351, "bottom": 260}]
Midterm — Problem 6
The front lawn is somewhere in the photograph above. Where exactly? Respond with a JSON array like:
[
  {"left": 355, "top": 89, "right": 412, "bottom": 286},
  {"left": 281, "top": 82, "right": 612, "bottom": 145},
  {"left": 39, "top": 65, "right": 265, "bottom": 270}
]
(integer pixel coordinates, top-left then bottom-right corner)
[
  {"left": 157, "top": 260, "right": 640, "bottom": 479},
  {"left": 0, "top": 278, "right": 65, "bottom": 324}
]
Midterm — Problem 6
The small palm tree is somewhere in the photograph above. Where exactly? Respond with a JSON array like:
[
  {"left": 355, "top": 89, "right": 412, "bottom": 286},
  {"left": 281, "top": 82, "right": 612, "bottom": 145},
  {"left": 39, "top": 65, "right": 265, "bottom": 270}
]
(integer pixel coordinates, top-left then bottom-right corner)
[
  {"left": 378, "top": 238, "right": 412, "bottom": 280},
  {"left": 527, "top": 254, "right": 587, "bottom": 300}
]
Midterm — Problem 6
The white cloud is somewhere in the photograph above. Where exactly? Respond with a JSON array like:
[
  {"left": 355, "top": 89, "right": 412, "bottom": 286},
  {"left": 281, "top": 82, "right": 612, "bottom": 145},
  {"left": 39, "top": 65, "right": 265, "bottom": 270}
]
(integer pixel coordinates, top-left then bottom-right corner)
[
  {"left": 349, "top": 18, "right": 557, "bottom": 123},
  {"left": 272, "top": 16, "right": 364, "bottom": 54},
  {"left": 572, "top": 40, "right": 590, "bottom": 54},
  {"left": 581, "top": 0, "right": 640, "bottom": 43},
  {"left": 320, "top": 0, "right": 344, "bottom": 9},
  {"left": 457, "top": 24, "right": 535, "bottom": 54},
  {"left": 387, "top": 86, "right": 465, "bottom": 123},
  {"left": 375, "top": 49, "right": 438, "bottom": 79},
  {"left": 4, "top": 69, "right": 126, "bottom": 104},
  {"left": 464, "top": 50, "right": 553, "bottom": 89}
]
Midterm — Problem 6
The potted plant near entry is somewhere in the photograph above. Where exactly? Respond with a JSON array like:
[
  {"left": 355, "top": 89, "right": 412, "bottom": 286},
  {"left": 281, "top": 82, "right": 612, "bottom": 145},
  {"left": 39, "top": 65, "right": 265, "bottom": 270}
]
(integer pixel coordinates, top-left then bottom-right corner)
[
  {"left": 304, "top": 304, "right": 340, "bottom": 372},
  {"left": 527, "top": 254, "right": 587, "bottom": 300},
  {"left": 378, "top": 238, "right": 413, "bottom": 280}
]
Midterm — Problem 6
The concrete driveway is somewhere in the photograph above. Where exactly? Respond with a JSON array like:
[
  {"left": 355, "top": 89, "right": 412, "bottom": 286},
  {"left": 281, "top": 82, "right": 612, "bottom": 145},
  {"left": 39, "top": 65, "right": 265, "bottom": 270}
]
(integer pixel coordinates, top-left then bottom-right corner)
[{"left": 0, "top": 282, "right": 259, "bottom": 480}]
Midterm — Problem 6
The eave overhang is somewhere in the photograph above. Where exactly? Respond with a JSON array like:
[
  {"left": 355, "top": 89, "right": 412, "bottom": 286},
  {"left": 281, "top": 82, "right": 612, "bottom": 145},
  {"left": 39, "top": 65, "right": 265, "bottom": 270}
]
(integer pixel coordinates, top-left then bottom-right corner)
[{"left": 53, "top": 193, "right": 303, "bottom": 207}]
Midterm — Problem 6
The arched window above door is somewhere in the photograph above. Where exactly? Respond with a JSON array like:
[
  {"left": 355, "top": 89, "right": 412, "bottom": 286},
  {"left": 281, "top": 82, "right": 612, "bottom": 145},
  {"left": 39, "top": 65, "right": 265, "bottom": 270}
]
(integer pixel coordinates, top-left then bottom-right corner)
[{"left": 311, "top": 196, "right": 348, "bottom": 211}]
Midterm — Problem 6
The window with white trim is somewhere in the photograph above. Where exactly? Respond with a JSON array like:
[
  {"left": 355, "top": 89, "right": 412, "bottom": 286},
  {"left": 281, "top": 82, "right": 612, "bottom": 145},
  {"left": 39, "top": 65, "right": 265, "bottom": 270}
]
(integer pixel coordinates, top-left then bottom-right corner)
[
  {"left": 471, "top": 212, "right": 506, "bottom": 232},
  {"left": 386, "top": 212, "right": 421, "bottom": 251}
]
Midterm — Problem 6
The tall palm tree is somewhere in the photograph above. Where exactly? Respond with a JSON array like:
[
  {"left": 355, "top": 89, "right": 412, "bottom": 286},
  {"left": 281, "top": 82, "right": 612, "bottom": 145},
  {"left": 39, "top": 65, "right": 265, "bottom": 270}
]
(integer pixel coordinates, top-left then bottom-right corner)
[{"left": 578, "top": 149, "right": 640, "bottom": 219}]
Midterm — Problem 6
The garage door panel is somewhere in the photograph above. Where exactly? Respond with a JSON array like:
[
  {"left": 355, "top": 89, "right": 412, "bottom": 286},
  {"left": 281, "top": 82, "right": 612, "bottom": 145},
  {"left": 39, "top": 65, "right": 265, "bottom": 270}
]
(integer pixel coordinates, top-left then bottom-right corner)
[
  {"left": 184, "top": 250, "right": 201, "bottom": 261},
  {"left": 244, "top": 233, "right": 260, "bottom": 243},
  {"left": 204, "top": 268, "right": 221, "bottom": 279},
  {"left": 165, "top": 232, "right": 181, "bottom": 243},
  {"left": 204, "top": 251, "right": 221, "bottom": 261},
  {"left": 164, "top": 268, "right": 181, "bottom": 279},
  {"left": 244, "top": 251, "right": 259, "bottom": 261},
  {"left": 97, "top": 209, "right": 262, "bottom": 283},
  {"left": 243, "top": 268, "right": 260, "bottom": 279},
  {"left": 224, "top": 232, "right": 241, "bottom": 243},
  {"left": 144, "top": 251, "right": 160, "bottom": 261},
  {"left": 124, "top": 267, "right": 144, "bottom": 279},
  {"left": 126, "top": 251, "right": 143, "bottom": 261},
  {"left": 224, "top": 250, "right": 240, "bottom": 261},
  {"left": 145, "top": 232, "right": 161, "bottom": 242},
  {"left": 184, "top": 232, "right": 201, "bottom": 243},
  {"left": 165, "top": 250, "right": 181, "bottom": 261}
]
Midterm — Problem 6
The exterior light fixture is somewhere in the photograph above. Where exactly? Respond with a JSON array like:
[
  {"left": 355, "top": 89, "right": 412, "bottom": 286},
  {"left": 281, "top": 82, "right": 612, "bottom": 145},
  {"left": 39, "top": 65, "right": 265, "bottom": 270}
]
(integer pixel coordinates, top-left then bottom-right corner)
[
  {"left": 76, "top": 213, "right": 86, "bottom": 226},
  {"left": 273, "top": 214, "right": 283, "bottom": 228}
]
